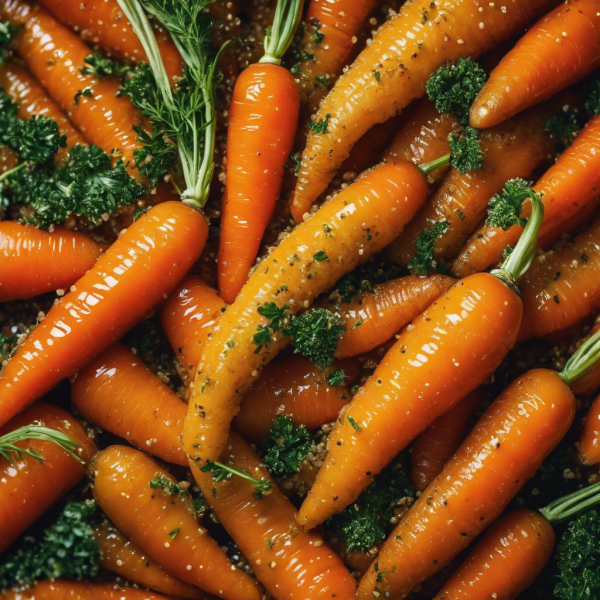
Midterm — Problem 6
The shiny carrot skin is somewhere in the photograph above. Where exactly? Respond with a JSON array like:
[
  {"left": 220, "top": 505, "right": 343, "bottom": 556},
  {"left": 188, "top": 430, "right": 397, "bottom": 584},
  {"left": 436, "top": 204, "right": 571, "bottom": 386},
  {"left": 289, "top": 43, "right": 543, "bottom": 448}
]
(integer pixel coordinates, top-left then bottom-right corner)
[
  {"left": 298, "top": 273, "right": 522, "bottom": 529},
  {"left": 92, "top": 445, "right": 261, "bottom": 600},
  {"left": 0, "top": 222, "right": 103, "bottom": 302},
  {"left": 291, "top": 0, "right": 555, "bottom": 220},
  {"left": 218, "top": 63, "right": 300, "bottom": 303},
  {"left": 184, "top": 161, "right": 429, "bottom": 466},
  {"left": 189, "top": 432, "right": 358, "bottom": 600},
  {"left": 0, "top": 402, "right": 96, "bottom": 553},
  {"left": 452, "top": 115, "right": 600, "bottom": 278},
  {"left": 570, "top": 324, "right": 600, "bottom": 396},
  {"left": 333, "top": 274, "right": 455, "bottom": 358},
  {"left": 358, "top": 369, "right": 575, "bottom": 600},
  {"left": 71, "top": 343, "right": 188, "bottom": 466},
  {"left": 432, "top": 509, "right": 555, "bottom": 600},
  {"left": 471, "top": 0, "right": 600, "bottom": 129},
  {"left": 579, "top": 391, "right": 600, "bottom": 465},
  {"left": 93, "top": 520, "right": 206, "bottom": 600},
  {"left": 0, "top": 201, "right": 208, "bottom": 428},
  {"left": 36, "top": 0, "right": 184, "bottom": 84}
]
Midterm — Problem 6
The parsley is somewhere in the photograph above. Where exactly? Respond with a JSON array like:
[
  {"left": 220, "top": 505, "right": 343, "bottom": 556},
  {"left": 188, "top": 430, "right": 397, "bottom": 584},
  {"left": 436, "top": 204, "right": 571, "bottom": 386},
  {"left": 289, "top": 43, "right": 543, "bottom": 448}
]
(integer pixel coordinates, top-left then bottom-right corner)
[
  {"left": 3, "top": 115, "right": 66, "bottom": 166},
  {"left": 407, "top": 221, "right": 449, "bottom": 276},
  {"left": 352, "top": 320, "right": 362, "bottom": 330},
  {"left": 149, "top": 475, "right": 206, "bottom": 517},
  {"left": 253, "top": 302, "right": 289, "bottom": 353},
  {"left": 314, "top": 250, "right": 328, "bottom": 261},
  {"left": 422, "top": 10, "right": 429, "bottom": 23},
  {"left": 449, "top": 126, "right": 484, "bottom": 173},
  {"left": 314, "top": 74, "right": 331, "bottom": 89},
  {"left": 486, "top": 178, "right": 540, "bottom": 230},
  {"left": 119, "top": 61, "right": 157, "bottom": 109},
  {"left": 133, "top": 124, "right": 177, "bottom": 185},
  {"left": 373, "top": 70, "right": 381, "bottom": 82},
  {"left": 168, "top": 528, "right": 180, "bottom": 539},
  {"left": 585, "top": 76, "right": 600, "bottom": 116},
  {"left": 546, "top": 109, "right": 582, "bottom": 151},
  {"left": 313, "top": 21, "right": 325, "bottom": 45},
  {"left": 309, "top": 113, "right": 331, "bottom": 135},
  {"left": 80, "top": 53, "right": 133, "bottom": 79},
  {"left": 327, "top": 369, "right": 346, "bottom": 386},
  {"left": 74, "top": 88, "right": 93, "bottom": 104},
  {"left": 0, "top": 21, "right": 17, "bottom": 65},
  {"left": 253, "top": 326, "right": 273, "bottom": 354},
  {"left": 334, "top": 258, "right": 403, "bottom": 303},
  {"left": 347, "top": 416, "right": 361, "bottom": 431},
  {"left": 0, "top": 332, "right": 16, "bottom": 359},
  {"left": 285, "top": 151, "right": 302, "bottom": 176},
  {"left": 200, "top": 461, "right": 271, "bottom": 499},
  {"left": 261, "top": 415, "right": 312, "bottom": 479},
  {"left": 456, "top": 209, "right": 465, "bottom": 220}
]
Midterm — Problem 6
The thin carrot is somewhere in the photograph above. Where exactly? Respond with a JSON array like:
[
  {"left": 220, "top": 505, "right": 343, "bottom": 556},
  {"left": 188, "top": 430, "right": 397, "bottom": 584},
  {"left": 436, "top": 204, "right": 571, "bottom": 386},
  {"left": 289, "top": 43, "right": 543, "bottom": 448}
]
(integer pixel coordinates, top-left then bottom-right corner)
[
  {"left": 0, "top": 200, "right": 208, "bottom": 428},
  {"left": 92, "top": 445, "right": 262, "bottom": 600},
  {"left": 570, "top": 323, "right": 600, "bottom": 397},
  {"left": 291, "top": 0, "right": 555, "bottom": 220},
  {"left": 189, "top": 432, "right": 358, "bottom": 600},
  {"left": 471, "top": 0, "right": 600, "bottom": 129},
  {"left": 71, "top": 342, "right": 188, "bottom": 466},
  {"left": 0, "top": 402, "right": 96, "bottom": 553},
  {"left": 0, "top": 221, "right": 103, "bottom": 302}
]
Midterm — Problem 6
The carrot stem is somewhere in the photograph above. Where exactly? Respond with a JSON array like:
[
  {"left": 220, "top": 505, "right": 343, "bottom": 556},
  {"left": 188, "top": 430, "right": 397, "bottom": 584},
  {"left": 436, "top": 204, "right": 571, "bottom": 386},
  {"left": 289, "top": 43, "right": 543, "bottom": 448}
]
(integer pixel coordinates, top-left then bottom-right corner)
[
  {"left": 540, "top": 480, "right": 600, "bottom": 525},
  {"left": 560, "top": 328, "right": 600, "bottom": 386},
  {"left": 419, "top": 152, "right": 451, "bottom": 175},
  {"left": 0, "top": 161, "right": 25, "bottom": 183},
  {"left": 260, "top": 0, "right": 304, "bottom": 65},
  {"left": 200, "top": 461, "right": 272, "bottom": 497}
]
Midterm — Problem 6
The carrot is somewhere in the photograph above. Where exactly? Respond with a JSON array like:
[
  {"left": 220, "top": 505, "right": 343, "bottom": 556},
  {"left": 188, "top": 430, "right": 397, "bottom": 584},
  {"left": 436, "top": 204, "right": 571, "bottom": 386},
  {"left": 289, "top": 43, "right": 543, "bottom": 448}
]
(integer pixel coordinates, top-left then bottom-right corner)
[
  {"left": 92, "top": 445, "right": 262, "bottom": 600},
  {"left": 470, "top": 0, "right": 600, "bottom": 129},
  {"left": 570, "top": 323, "right": 600, "bottom": 396},
  {"left": 0, "top": 221, "right": 103, "bottom": 302},
  {"left": 410, "top": 387, "right": 484, "bottom": 492},
  {"left": 432, "top": 509, "right": 556, "bottom": 600},
  {"left": 0, "top": 144, "right": 18, "bottom": 174},
  {"left": 184, "top": 160, "right": 429, "bottom": 467},
  {"left": 0, "top": 402, "right": 96, "bottom": 553},
  {"left": 357, "top": 368, "right": 575, "bottom": 599},
  {"left": 93, "top": 520, "right": 206, "bottom": 600},
  {"left": 291, "top": 0, "right": 556, "bottom": 220},
  {"left": 188, "top": 432, "right": 358, "bottom": 600},
  {"left": 218, "top": 0, "right": 302, "bottom": 303},
  {"left": 71, "top": 342, "right": 188, "bottom": 466},
  {"left": 579, "top": 386, "right": 600, "bottom": 465},
  {"left": 452, "top": 114, "right": 600, "bottom": 278},
  {"left": 0, "top": 200, "right": 208, "bottom": 428},
  {"left": 36, "top": 0, "right": 184, "bottom": 84},
  {"left": 332, "top": 274, "right": 455, "bottom": 359}
]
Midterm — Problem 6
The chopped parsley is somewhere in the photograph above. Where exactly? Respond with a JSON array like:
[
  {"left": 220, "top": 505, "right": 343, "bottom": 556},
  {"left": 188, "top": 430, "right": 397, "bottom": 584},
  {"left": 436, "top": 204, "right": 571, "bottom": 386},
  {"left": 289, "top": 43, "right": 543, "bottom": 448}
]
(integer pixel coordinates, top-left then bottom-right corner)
[
  {"left": 253, "top": 302, "right": 289, "bottom": 353},
  {"left": 74, "top": 88, "right": 93, "bottom": 104},
  {"left": 546, "top": 109, "right": 582, "bottom": 151},
  {"left": 261, "top": 415, "right": 312, "bottom": 479},
  {"left": 334, "top": 258, "right": 403, "bottom": 303},
  {"left": 347, "top": 416, "right": 361, "bottom": 431},
  {"left": 313, "top": 250, "right": 328, "bottom": 261},
  {"left": 0, "top": 21, "right": 17, "bottom": 65},
  {"left": 327, "top": 369, "right": 346, "bottom": 387},
  {"left": 486, "top": 178, "right": 540, "bottom": 230},
  {"left": 80, "top": 53, "right": 133, "bottom": 79},
  {"left": 407, "top": 221, "right": 449, "bottom": 276},
  {"left": 449, "top": 126, "right": 484, "bottom": 173},
  {"left": 309, "top": 113, "right": 331, "bottom": 135}
]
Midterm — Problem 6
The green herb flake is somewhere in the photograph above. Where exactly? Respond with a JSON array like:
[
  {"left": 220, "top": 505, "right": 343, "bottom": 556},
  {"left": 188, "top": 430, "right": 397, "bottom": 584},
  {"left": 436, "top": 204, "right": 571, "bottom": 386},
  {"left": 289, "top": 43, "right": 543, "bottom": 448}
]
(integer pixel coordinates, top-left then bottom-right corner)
[
  {"left": 347, "top": 416, "right": 361, "bottom": 431},
  {"left": 309, "top": 113, "right": 331, "bottom": 135}
]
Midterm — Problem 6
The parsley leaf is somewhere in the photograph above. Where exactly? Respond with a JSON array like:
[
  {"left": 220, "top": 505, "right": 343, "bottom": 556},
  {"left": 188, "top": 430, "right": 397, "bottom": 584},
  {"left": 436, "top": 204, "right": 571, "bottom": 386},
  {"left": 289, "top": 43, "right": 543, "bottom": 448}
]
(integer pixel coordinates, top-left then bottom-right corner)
[
  {"left": 261, "top": 415, "right": 312, "bottom": 479},
  {"left": 449, "top": 126, "right": 484, "bottom": 173},
  {"left": 4, "top": 115, "right": 66, "bottom": 165},
  {"left": 309, "top": 113, "right": 331, "bottom": 135},
  {"left": 0, "top": 21, "right": 17, "bottom": 65},
  {"left": 80, "top": 53, "right": 133, "bottom": 79},
  {"left": 486, "top": 178, "right": 540, "bottom": 230},
  {"left": 327, "top": 369, "right": 346, "bottom": 386},
  {"left": 546, "top": 109, "right": 582, "bottom": 151},
  {"left": 133, "top": 124, "right": 177, "bottom": 185},
  {"left": 407, "top": 221, "right": 449, "bottom": 276}
]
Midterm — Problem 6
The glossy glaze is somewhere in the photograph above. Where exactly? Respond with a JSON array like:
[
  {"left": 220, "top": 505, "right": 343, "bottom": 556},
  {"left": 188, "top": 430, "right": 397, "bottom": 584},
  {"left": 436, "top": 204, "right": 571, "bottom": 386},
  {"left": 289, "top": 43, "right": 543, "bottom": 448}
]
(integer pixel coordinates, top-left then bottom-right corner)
[{"left": 579, "top": 390, "right": 600, "bottom": 465}]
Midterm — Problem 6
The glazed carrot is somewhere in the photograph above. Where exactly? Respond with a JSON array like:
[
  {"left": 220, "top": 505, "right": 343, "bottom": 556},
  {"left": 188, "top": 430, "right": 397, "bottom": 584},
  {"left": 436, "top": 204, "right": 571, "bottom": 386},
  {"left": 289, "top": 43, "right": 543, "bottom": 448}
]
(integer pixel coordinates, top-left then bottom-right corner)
[
  {"left": 452, "top": 115, "right": 600, "bottom": 278},
  {"left": 570, "top": 323, "right": 600, "bottom": 397},
  {"left": 0, "top": 144, "right": 18, "bottom": 174},
  {"left": 291, "top": 0, "right": 555, "bottom": 220},
  {"left": 332, "top": 274, "right": 455, "bottom": 358},
  {"left": 432, "top": 509, "right": 556, "bottom": 600},
  {"left": 358, "top": 368, "right": 575, "bottom": 599},
  {"left": 71, "top": 343, "right": 188, "bottom": 466},
  {"left": 218, "top": 0, "right": 302, "bottom": 303},
  {"left": 0, "top": 402, "right": 96, "bottom": 553},
  {"left": 184, "top": 161, "right": 429, "bottom": 467},
  {"left": 93, "top": 520, "right": 206, "bottom": 600},
  {"left": 471, "top": 0, "right": 600, "bottom": 129},
  {"left": 92, "top": 445, "right": 262, "bottom": 600},
  {"left": 0, "top": 221, "right": 103, "bottom": 302},
  {"left": 36, "top": 0, "right": 184, "bottom": 84},
  {"left": 0, "top": 201, "right": 208, "bottom": 428},
  {"left": 579, "top": 393, "right": 600, "bottom": 465},
  {"left": 189, "top": 432, "right": 358, "bottom": 600}
]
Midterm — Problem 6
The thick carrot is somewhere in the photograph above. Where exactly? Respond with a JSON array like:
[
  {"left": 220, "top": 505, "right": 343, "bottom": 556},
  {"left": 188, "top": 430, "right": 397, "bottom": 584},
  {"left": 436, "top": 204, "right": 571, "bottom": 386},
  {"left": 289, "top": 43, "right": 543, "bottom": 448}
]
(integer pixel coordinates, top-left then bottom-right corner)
[
  {"left": 0, "top": 201, "right": 208, "bottom": 428},
  {"left": 410, "top": 387, "right": 484, "bottom": 492},
  {"left": 0, "top": 402, "right": 96, "bottom": 553},
  {"left": 332, "top": 274, "right": 455, "bottom": 358},
  {"left": 184, "top": 161, "right": 429, "bottom": 467},
  {"left": 0, "top": 221, "right": 103, "bottom": 302},
  {"left": 71, "top": 342, "right": 188, "bottom": 466},
  {"left": 291, "top": 0, "right": 556, "bottom": 220},
  {"left": 432, "top": 509, "right": 556, "bottom": 600},
  {"left": 357, "top": 368, "right": 575, "bottom": 599},
  {"left": 579, "top": 393, "right": 600, "bottom": 465},
  {"left": 92, "top": 445, "right": 262, "bottom": 600},
  {"left": 471, "top": 0, "right": 600, "bottom": 129},
  {"left": 93, "top": 520, "right": 206, "bottom": 600},
  {"left": 189, "top": 432, "right": 358, "bottom": 600},
  {"left": 36, "top": 0, "right": 184, "bottom": 84},
  {"left": 452, "top": 115, "right": 600, "bottom": 278}
]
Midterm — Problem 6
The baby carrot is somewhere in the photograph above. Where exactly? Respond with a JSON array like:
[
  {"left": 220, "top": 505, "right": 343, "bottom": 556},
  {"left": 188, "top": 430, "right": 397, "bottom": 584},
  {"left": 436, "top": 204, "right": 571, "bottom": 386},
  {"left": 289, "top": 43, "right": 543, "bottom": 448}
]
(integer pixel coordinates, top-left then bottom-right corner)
[
  {"left": 571, "top": 323, "right": 600, "bottom": 397},
  {"left": 0, "top": 402, "right": 96, "bottom": 553},
  {"left": 92, "top": 445, "right": 262, "bottom": 600},
  {"left": 0, "top": 201, "right": 208, "bottom": 427},
  {"left": 471, "top": 0, "right": 600, "bottom": 129},
  {"left": 579, "top": 386, "right": 600, "bottom": 465},
  {"left": 0, "top": 221, "right": 103, "bottom": 302}
]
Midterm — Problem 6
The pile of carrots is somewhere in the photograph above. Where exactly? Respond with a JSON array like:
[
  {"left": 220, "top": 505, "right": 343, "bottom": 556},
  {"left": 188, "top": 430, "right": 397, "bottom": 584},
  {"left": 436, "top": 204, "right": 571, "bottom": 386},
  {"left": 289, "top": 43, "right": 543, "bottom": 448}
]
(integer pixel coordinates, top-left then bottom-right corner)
[{"left": 2, "top": 0, "right": 600, "bottom": 599}]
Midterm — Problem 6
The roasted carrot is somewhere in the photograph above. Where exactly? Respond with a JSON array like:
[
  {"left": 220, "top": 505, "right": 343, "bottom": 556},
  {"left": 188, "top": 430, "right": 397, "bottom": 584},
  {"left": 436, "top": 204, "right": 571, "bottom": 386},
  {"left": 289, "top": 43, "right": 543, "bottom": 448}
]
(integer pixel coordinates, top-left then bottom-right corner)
[
  {"left": 579, "top": 391, "right": 600, "bottom": 466},
  {"left": 570, "top": 323, "right": 600, "bottom": 397},
  {"left": 93, "top": 520, "right": 206, "bottom": 600},
  {"left": 471, "top": 0, "right": 600, "bottom": 129},
  {"left": 71, "top": 342, "right": 188, "bottom": 466},
  {"left": 0, "top": 402, "right": 96, "bottom": 553},
  {"left": 291, "top": 0, "right": 556, "bottom": 220},
  {"left": 189, "top": 432, "right": 358, "bottom": 600},
  {"left": 92, "top": 445, "right": 262, "bottom": 600},
  {"left": 410, "top": 387, "right": 484, "bottom": 492},
  {"left": 184, "top": 161, "right": 429, "bottom": 467},
  {"left": 332, "top": 274, "right": 455, "bottom": 358},
  {"left": 0, "top": 201, "right": 208, "bottom": 428},
  {"left": 0, "top": 221, "right": 103, "bottom": 302}
]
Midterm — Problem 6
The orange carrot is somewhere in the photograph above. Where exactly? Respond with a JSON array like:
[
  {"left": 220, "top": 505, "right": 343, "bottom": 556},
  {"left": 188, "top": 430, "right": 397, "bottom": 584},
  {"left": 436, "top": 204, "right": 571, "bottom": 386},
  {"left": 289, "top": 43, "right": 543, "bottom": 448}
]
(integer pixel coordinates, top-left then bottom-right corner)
[
  {"left": 189, "top": 432, "right": 358, "bottom": 600},
  {"left": 0, "top": 402, "right": 96, "bottom": 553},
  {"left": 570, "top": 323, "right": 600, "bottom": 397},
  {"left": 291, "top": 0, "right": 555, "bottom": 220},
  {"left": 0, "top": 221, "right": 103, "bottom": 302},
  {"left": 579, "top": 392, "right": 600, "bottom": 465},
  {"left": 92, "top": 445, "right": 262, "bottom": 600},
  {"left": 471, "top": 0, "right": 600, "bottom": 129},
  {"left": 0, "top": 201, "right": 208, "bottom": 428},
  {"left": 357, "top": 368, "right": 575, "bottom": 599}
]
